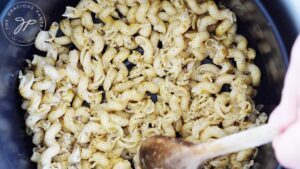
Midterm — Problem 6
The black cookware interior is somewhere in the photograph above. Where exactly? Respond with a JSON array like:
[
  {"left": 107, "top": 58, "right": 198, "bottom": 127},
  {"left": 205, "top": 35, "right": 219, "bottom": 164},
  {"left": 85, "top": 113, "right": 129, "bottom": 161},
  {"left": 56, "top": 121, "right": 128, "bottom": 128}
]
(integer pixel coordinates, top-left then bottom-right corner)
[{"left": 0, "top": 0, "right": 295, "bottom": 169}]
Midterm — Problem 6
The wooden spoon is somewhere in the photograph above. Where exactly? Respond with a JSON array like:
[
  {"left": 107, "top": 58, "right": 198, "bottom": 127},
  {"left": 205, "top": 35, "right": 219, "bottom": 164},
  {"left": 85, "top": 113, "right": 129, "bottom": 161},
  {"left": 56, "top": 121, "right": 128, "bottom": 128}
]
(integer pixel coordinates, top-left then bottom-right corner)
[{"left": 139, "top": 123, "right": 278, "bottom": 169}]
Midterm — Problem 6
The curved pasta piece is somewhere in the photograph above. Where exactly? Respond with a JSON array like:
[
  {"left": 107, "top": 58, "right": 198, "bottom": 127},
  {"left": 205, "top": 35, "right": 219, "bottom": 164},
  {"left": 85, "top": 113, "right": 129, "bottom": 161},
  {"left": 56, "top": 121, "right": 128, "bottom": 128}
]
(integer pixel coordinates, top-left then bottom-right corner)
[
  {"left": 78, "top": 122, "right": 105, "bottom": 144},
  {"left": 75, "top": 107, "right": 91, "bottom": 123},
  {"left": 113, "top": 20, "right": 141, "bottom": 36},
  {"left": 234, "top": 35, "right": 248, "bottom": 51},
  {"left": 137, "top": 81, "right": 159, "bottom": 94},
  {"left": 91, "top": 137, "right": 115, "bottom": 152},
  {"left": 48, "top": 103, "right": 68, "bottom": 122},
  {"left": 111, "top": 81, "right": 134, "bottom": 92},
  {"left": 90, "top": 32, "right": 104, "bottom": 56},
  {"left": 141, "top": 99, "right": 155, "bottom": 114},
  {"left": 26, "top": 104, "right": 50, "bottom": 128},
  {"left": 62, "top": 6, "right": 82, "bottom": 18},
  {"left": 27, "top": 92, "right": 43, "bottom": 114},
  {"left": 100, "top": 13, "right": 115, "bottom": 31},
  {"left": 150, "top": 31, "right": 160, "bottom": 50},
  {"left": 32, "top": 79, "right": 53, "bottom": 91},
  {"left": 32, "top": 128, "right": 44, "bottom": 145},
  {"left": 246, "top": 48, "right": 256, "bottom": 60},
  {"left": 59, "top": 19, "right": 72, "bottom": 37},
  {"left": 162, "top": 1, "right": 177, "bottom": 15},
  {"left": 191, "top": 82, "right": 221, "bottom": 95},
  {"left": 121, "top": 89, "right": 144, "bottom": 102},
  {"left": 88, "top": 60, "right": 105, "bottom": 90},
  {"left": 113, "top": 158, "right": 131, "bottom": 169},
  {"left": 214, "top": 93, "right": 232, "bottom": 118},
  {"left": 186, "top": 0, "right": 208, "bottom": 15},
  {"left": 44, "top": 64, "right": 61, "bottom": 82},
  {"left": 127, "top": 5, "right": 138, "bottom": 23},
  {"left": 79, "top": 47, "right": 93, "bottom": 77},
  {"left": 147, "top": 0, "right": 166, "bottom": 33},
  {"left": 89, "top": 152, "right": 110, "bottom": 168},
  {"left": 81, "top": 144, "right": 96, "bottom": 160},
  {"left": 40, "top": 122, "right": 62, "bottom": 168},
  {"left": 54, "top": 36, "right": 71, "bottom": 46},
  {"left": 153, "top": 56, "right": 165, "bottom": 77},
  {"left": 200, "top": 126, "right": 226, "bottom": 141},
  {"left": 207, "top": 1, "right": 235, "bottom": 21},
  {"left": 44, "top": 122, "right": 61, "bottom": 146},
  {"left": 216, "top": 19, "right": 233, "bottom": 37},
  {"left": 114, "top": 63, "right": 129, "bottom": 83},
  {"left": 32, "top": 55, "right": 52, "bottom": 77},
  {"left": 158, "top": 11, "right": 170, "bottom": 21},
  {"left": 35, "top": 31, "right": 52, "bottom": 52},
  {"left": 102, "top": 47, "right": 118, "bottom": 70},
  {"left": 246, "top": 63, "right": 261, "bottom": 87},
  {"left": 103, "top": 66, "right": 118, "bottom": 91},
  {"left": 136, "top": 0, "right": 150, "bottom": 23},
  {"left": 215, "top": 74, "right": 236, "bottom": 87},
  {"left": 190, "top": 31, "right": 210, "bottom": 48},
  {"left": 63, "top": 108, "right": 82, "bottom": 135},
  {"left": 19, "top": 72, "right": 35, "bottom": 99},
  {"left": 123, "top": 35, "right": 139, "bottom": 50},
  {"left": 162, "top": 121, "right": 176, "bottom": 137},
  {"left": 139, "top": 22, "right": 152, "bottom": 37},
  {"left": 113, "top": 48, "right": 130, "bottom": 64},
  {"left": 110, "top": 114, "right": 129, "bottom": 127},
  {"left": 76, "top": 0, "right": 101, "bottom": 13},
  {"left": 169, "top": 95, "right": 181, "bottom": 116},
  {"left": 69, "top": 145, "right": 81, "bottom": 164},
  {"left": 166, "top": 35, "right": 185, "bottom": 58},
  {"left": 77, "top": 75, "right": 92, "bottom": 103},
  {"left": 95, "top": 100, "right": 127, "bottom": 112},
  {"left": 82, "top": 11, "right": 94, "bottom": 30},
  {"left": 71, "top": 25, "right": 88, "bottom": 49},
  {"left": 172, "top": 12, "right": 191, "bottom": 35},
  {"left": 228, "top": 48, "right": 247, "bottom": 72},
  {"left": 197, "top": 16, "right": 217, "bottom": 32},
  {"left": 135, "top": 36, "right": 154, "bottom": 63},
  {"left": 41, "top": 143, "right": 60, "bottom": 169},
  {"left": 192, "top": 118, "right": 210, "bottom": 139}
]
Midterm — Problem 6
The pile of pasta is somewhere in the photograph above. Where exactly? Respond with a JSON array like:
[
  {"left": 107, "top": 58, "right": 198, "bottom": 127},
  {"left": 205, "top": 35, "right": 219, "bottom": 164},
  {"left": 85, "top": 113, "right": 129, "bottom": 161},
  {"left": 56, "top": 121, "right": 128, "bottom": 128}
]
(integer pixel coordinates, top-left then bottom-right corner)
[{"left": 19, "top": 0, "right": 268, "bottom": 168}]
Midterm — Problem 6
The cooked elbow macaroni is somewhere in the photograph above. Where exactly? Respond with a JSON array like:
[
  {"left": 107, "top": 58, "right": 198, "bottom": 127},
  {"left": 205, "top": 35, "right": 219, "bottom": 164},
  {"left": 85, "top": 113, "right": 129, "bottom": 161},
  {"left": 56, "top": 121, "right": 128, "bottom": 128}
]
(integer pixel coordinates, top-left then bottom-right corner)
[{"left": 19, "top": 0, "right": 266, "bottom": 168}]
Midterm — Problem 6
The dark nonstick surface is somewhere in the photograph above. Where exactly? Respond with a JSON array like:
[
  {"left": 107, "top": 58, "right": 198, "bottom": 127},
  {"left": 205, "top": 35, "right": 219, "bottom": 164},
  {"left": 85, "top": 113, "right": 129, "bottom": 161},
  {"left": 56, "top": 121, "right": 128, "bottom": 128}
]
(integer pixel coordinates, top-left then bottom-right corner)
[{"left": 0, "top": 0, "right": 298, "bottom": 169}]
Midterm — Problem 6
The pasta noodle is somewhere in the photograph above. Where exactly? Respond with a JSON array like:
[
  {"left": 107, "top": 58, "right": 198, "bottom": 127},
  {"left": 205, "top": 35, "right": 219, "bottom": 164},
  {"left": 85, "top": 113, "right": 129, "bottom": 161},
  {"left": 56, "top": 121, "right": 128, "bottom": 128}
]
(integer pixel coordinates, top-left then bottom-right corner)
[{"left": 19, "top": 0, "right": 267, "bottom": 168}]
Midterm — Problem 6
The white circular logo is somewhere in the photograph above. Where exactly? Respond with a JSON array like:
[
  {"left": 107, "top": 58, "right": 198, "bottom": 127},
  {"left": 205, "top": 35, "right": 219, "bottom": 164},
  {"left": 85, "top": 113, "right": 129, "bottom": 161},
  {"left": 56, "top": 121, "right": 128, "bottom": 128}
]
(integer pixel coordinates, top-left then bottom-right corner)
[{"left": 1, "top": 1, "right": 46, "bottom": 46}]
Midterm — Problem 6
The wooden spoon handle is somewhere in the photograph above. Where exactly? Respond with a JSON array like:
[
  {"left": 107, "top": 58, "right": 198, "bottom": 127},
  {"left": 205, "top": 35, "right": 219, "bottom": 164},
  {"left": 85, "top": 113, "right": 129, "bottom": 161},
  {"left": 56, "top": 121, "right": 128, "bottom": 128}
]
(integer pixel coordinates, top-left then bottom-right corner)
[{"left": 196, "top": 124, "right": 278, "bottom": 160}]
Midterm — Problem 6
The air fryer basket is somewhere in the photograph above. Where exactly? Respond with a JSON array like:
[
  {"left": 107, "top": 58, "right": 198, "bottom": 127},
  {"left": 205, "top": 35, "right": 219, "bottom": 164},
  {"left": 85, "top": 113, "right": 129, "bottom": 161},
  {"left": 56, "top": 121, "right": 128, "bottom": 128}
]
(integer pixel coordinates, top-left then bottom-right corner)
[{"left": 0, "top": 0, "right": 296, "bottom": 169}]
